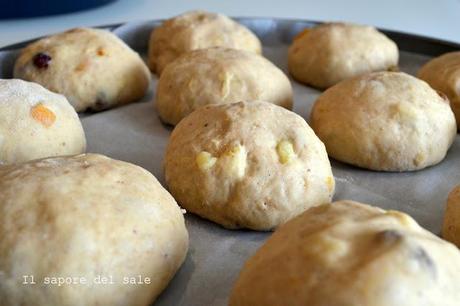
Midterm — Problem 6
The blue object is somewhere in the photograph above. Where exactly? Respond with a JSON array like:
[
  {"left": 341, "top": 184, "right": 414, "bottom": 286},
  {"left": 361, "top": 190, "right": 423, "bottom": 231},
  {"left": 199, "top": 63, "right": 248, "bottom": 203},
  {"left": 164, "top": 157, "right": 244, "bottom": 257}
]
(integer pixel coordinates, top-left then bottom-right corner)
[{"left": 0, "top": 0, "right": 117, "bottom": 19}]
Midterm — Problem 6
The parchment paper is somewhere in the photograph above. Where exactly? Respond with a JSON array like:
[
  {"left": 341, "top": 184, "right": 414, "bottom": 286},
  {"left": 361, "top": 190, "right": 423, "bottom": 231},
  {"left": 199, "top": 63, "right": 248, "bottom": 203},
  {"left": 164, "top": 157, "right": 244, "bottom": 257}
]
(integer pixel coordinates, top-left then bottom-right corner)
[{"left": 0, "top": 19, "right": 458, "bottom": 306}]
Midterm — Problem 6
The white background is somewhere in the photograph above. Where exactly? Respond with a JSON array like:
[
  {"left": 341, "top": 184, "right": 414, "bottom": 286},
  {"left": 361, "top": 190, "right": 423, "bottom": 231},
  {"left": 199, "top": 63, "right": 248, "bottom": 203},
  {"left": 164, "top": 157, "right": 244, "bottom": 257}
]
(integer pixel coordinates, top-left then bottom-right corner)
[{"left": 0, "top": 0, "right": 460, "bottom": 48}]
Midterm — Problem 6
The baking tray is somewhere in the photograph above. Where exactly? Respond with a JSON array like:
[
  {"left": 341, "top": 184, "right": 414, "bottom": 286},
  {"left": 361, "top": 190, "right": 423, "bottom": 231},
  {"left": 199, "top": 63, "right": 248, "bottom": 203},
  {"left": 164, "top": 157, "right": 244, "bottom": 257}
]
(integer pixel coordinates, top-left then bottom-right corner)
[{"left": 0, "top": 18, "right": 459, "bottom": 306}]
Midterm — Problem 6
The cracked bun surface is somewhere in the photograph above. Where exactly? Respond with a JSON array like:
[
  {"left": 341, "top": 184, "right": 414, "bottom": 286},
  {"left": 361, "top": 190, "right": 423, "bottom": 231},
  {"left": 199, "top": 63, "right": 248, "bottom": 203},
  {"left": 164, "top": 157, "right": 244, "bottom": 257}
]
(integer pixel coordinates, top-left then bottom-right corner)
[
  {"left": 164, "top": 101, "right": 334, "bottom": 230},
  {"left": 14, "top": 27, "right": 151, "bottom": 112},
  {"left": 0, "top": 154, "right": 188, "bottom": 306},
  {"left": 310, "top": 71, "right": 457, "bottom": 171},
  {"left": 155, "top": 47, "right": 293, "bottom": 125},
  {"left": 230, "top": 201, "right": 460, "bottom": 306},
  {"left": 288, "top": 23, "right": 398, "bottom": 89},
  {"left": 0, "top": 79, "right": 86, "bottom": 165},
  {"left": 148, "top": 11, "right": 262, "bottom": 74}
]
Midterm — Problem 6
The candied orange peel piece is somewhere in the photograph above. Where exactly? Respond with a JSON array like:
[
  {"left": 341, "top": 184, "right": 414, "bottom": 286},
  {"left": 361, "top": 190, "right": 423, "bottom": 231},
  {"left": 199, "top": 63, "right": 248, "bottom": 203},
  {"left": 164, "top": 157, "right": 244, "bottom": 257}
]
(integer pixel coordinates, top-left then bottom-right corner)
[
  {"left": 326, "top": 176, "right": 334, "bottom": 192},
  {"left": 276, "top": 140, "right": 295, "bottom": 164},
  {"left": 31, "top": 103, "right": 56, "bottom": 127},
  {"left": 294, "top": 28, "right": 310, "bottom": 40},
  {"left": 97, "top": 47, "right": 107, "bottom": 56},
  {"left": 75, "top": 58, "right": 92, "bottom": 72}
]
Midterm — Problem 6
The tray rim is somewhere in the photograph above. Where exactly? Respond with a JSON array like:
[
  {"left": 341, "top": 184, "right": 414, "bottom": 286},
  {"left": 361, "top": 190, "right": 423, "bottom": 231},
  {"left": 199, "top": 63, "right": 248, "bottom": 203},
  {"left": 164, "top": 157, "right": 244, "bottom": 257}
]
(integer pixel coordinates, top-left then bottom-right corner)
[{"left": 1, "top": 17, "right": 459, "bottom": 56}]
